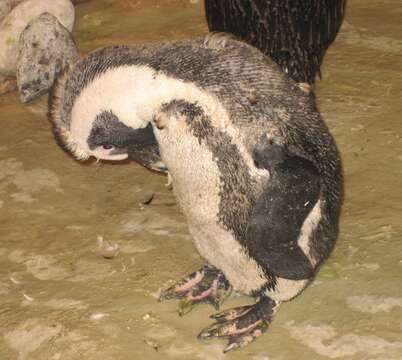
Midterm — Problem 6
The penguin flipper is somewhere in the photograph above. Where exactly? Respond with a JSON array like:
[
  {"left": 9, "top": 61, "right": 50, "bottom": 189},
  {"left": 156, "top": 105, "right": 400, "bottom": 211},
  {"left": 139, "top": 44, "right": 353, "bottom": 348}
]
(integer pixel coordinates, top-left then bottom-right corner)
[{"left": 247, "top": 152, "right": 321, "bottom": 280}]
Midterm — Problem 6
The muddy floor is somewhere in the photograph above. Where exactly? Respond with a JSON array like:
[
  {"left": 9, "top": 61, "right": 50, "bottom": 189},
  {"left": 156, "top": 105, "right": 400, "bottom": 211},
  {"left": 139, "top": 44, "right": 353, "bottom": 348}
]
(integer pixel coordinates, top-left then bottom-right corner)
[{"left": 0, "top": 0, "right": 401, "bottom": 359}]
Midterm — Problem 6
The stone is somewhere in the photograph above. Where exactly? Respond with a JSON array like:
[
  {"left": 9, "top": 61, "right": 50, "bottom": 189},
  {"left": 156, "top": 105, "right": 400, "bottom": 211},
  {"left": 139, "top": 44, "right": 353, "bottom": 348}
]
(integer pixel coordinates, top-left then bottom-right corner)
[
  {"left": 0, "top": 74, "right": 17, "bottom": 96},
  {"left": 16, "top": 13, "right": 79, "bottom": 103},
  {"left": 0, "top": 0, "right": 75, "bottom": 76},
  {"left": 0, "top": 0, "right": 25, "bottom": 24}
]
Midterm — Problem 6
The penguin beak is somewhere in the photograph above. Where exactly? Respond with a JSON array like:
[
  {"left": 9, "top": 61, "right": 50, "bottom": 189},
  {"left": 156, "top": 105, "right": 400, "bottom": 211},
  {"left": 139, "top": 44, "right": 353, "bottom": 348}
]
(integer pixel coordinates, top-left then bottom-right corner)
[
  {"left": 92, "top": 146, "right": 128, "bottom": 161},
  {"left": 101, "top": 153, "right": 129, "bottom": 161},
  {"left": 110, "top": 147, "right": 128, "bottom": 155},
  {"left": 149, "top": 161, "right": 168, "bottom": 172}
]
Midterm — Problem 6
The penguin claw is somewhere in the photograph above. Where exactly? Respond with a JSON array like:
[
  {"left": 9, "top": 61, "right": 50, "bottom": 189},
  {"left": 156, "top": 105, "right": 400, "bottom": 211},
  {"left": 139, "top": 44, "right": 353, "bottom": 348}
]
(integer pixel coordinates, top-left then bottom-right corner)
[
  {"left": 199, "top": 297, "right": 278, "bottom": 352},
  {"left": 178, "top": 298, "right": 196, "bottom": 316},
  {"left": 210, "top": 304, "right": 254, "bottom": 322},
  {"left": 159, "top": 265, "right": 232, "bottom": 315},
  {"left": 159, "top": 286, "right": 187, "bottom": 301},
  {"left": 222, "top": 322, "right": 268, "bottom": 353},
  {"left": 198, "top": 316, "right": 269, "bottom": 353},
  {"left": 198, "top": 317, "right": 267, "bottom": 340}
]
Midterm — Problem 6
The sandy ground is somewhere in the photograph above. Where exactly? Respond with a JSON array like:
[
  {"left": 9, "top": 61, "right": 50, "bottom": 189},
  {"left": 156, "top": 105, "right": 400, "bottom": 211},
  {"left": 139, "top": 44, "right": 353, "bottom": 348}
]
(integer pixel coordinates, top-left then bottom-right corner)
[{"left": 0, "top": 0, "right": 401, "bottom": 359}]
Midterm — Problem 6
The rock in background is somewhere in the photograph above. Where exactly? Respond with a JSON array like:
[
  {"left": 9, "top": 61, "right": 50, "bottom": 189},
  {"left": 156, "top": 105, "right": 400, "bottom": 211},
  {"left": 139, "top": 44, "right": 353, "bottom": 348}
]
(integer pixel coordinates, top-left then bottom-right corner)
[
  {"left": 0, "top": 0, "right": 22, "bottom": 95},
  {"left": 0, "top": 74, "right": 17, "bottom": 96},
  {"left": 17, "top": 13, "right": 79, "bottom": 103},
  {"left": 0, "top": 0, "right": 25, "bottom": 23},
  {"left": 0, "top": 0, "right": 75, "bottom": 76}
]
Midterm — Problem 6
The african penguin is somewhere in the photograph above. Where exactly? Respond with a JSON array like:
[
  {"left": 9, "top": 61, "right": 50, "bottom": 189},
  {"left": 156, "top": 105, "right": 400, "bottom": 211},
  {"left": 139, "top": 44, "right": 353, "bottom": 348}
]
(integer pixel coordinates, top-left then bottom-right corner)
[
  {"left": 49, "top": 35, "right": 342, "bottom": 352},
  {"left": 205, "top": 0, "right": 347, "bottom": 84}
]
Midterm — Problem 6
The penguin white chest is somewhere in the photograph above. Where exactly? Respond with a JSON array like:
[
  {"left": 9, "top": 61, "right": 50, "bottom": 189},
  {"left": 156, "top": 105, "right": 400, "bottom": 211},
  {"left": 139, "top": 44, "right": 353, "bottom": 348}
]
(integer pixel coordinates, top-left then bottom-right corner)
[
  {"left": 154, "top": 114, "right": 224, "bottom": 235},
  {"left": 153, "top": 114, "right": 267, "bottom": 294}
]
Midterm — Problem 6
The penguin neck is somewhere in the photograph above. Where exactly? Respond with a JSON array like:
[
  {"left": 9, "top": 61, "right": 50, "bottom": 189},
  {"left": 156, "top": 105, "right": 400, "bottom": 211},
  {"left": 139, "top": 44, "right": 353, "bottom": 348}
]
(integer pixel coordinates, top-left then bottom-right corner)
[
  {"left": 71, "top": 64, "right": 223, "bottom": 141},
  {"left": 123, "top": 66, "right": 221, "bottom": 130}
]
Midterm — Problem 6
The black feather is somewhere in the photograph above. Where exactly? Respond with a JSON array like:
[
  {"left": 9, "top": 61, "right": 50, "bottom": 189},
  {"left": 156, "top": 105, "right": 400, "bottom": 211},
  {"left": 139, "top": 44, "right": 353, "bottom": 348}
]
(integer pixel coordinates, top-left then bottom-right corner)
[{"left": 205, "top": 0, "right": 346, "bottom": 84}]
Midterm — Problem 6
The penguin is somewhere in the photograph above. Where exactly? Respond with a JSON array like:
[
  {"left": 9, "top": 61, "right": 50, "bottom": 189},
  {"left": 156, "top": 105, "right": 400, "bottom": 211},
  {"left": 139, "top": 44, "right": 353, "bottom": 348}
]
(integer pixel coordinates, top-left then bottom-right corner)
[
  {"left": 49, "top": 35, "right": 342, "bottom": 352},
  {"left": 205, "top": 0, "right": 347, "bottom": 84}
]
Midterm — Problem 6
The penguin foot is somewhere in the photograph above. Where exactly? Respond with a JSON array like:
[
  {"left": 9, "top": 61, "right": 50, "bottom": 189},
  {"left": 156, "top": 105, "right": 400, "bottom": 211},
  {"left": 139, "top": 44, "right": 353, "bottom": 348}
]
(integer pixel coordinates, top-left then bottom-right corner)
[
  {"left": 198, "top": 297, "right": 278, "bottom": 353},
  {"left": 159, "top": 265, "right": 232, "bottom": 316}
]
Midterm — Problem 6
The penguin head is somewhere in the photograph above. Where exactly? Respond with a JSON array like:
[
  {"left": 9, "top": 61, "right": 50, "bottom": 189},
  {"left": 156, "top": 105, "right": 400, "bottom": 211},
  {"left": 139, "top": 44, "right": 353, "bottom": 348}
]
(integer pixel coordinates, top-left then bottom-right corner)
[{"left": 48, "top": 50, "right": 166, "bottom": 172}]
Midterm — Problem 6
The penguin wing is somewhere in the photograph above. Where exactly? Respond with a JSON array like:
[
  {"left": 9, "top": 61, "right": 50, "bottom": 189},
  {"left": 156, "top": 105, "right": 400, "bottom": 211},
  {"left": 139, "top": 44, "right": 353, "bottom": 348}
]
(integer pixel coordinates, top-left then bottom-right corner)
[{"left": 246, "top": 151, "right": 321, "bottom": 280}]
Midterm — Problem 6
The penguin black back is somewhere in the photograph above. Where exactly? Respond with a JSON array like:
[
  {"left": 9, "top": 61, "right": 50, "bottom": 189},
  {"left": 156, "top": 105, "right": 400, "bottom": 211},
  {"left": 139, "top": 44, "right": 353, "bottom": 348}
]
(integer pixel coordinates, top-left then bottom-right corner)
[{"left": 205, "top": 0, "right": 347, "bottom": 83}]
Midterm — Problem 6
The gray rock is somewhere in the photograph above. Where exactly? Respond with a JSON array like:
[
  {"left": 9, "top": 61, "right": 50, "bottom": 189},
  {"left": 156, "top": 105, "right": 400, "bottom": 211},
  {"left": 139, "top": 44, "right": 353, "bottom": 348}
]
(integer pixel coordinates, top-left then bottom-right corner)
[
  {"left": 17, "top": 13, "right": 79, "bottom": 103},
  {"left": 0, "top": 0, "right": 75, "bottom": 76}
]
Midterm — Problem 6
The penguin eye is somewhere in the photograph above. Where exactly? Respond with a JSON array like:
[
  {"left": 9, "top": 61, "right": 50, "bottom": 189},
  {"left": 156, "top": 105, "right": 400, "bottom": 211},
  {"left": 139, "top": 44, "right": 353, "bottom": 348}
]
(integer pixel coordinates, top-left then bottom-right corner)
[{"left": 102, "top": 144, "right": 114, "bottom": 150}]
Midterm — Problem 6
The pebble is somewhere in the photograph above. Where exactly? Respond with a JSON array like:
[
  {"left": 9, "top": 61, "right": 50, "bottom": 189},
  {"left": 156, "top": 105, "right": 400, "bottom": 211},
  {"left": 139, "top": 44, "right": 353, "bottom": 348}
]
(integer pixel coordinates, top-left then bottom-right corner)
[
  {"left": 90, "top": 313, "right": 108, "bottom": 321},
  {"left": 97, "top": 235, "right": 120, "bottom": 259},
  {"left": 17, "top": 13, "right": 79, "bottom": 103},
  {"left": 0, "top": 0, "right": 75, "bottom": 76}
]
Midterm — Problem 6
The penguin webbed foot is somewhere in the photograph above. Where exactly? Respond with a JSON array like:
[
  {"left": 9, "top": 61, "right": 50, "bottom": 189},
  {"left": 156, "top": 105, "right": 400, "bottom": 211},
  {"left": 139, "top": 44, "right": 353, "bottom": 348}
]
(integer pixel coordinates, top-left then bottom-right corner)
[
  {"left": 198, "top": 297, "right": 278, "bottom": 353},
  {"left": 159, "top": 264, "right": 232, "bottom": 316}
]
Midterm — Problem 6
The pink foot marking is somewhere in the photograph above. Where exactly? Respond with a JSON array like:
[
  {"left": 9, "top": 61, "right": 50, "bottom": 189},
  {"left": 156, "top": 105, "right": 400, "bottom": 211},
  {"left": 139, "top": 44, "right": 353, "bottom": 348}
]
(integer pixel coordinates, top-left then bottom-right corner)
[
  {"left": 198, "top": 297, "right": 279, "bottom": 353},
  {"left": 159, "top": 265, "right": 232, "bottom": 315}
]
